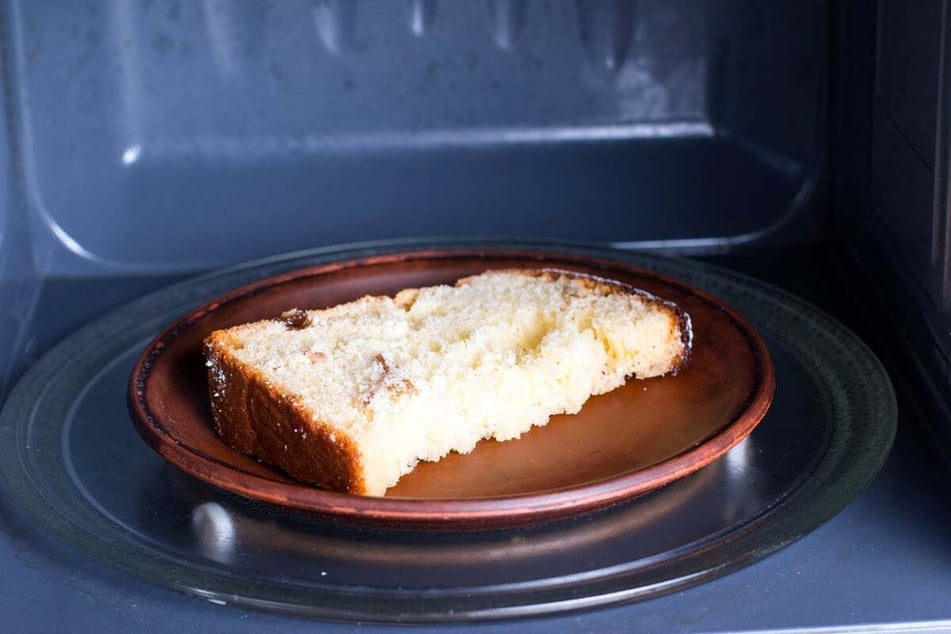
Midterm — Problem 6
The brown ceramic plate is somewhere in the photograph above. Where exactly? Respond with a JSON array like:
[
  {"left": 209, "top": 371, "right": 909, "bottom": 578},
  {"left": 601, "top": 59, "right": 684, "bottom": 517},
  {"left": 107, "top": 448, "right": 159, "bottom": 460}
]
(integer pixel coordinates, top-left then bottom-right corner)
[{"left": 129, "top": 249, "right": 774, "bottom": 530}]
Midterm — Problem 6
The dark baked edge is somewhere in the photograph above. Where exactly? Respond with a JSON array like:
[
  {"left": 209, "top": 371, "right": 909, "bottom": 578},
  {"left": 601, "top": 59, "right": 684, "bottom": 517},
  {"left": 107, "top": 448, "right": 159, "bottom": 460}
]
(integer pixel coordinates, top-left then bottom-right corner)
[{"left": 204, "top": 333, "right": 367, "bottom": 495}]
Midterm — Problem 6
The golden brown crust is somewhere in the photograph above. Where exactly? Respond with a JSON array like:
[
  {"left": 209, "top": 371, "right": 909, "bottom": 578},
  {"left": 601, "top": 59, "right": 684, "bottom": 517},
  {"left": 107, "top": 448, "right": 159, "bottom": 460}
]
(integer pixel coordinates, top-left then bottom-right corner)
[{"left": 204, "top": 333, "right": 367, "bottom": 494}]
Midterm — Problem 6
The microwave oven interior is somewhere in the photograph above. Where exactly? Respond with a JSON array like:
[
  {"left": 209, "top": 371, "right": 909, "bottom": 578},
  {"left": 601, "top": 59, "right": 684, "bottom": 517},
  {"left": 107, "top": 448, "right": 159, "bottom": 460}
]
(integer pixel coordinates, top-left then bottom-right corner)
[{"left": 1, "top": 0, "right": 950, "bottom": 631}]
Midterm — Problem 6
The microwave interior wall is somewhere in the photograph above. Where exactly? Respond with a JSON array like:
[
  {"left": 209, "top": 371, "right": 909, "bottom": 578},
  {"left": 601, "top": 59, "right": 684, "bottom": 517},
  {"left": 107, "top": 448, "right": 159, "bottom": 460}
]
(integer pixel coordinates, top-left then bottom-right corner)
[{"left": 1, "top": 0, "right": 949, "bottom": 456}]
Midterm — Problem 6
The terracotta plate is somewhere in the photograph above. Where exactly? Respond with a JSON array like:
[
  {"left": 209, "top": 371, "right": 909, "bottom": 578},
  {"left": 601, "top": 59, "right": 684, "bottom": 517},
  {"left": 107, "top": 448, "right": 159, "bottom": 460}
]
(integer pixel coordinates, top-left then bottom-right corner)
[{"left": 129, "top": 249, "right": 774, "bottom": 529}]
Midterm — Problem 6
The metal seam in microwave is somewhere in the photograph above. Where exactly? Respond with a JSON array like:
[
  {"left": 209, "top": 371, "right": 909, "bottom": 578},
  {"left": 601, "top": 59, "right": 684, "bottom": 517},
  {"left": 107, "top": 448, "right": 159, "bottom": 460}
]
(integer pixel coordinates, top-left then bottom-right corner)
[{"left": 613, "top": 174, "right": 818, "bottom": 255}]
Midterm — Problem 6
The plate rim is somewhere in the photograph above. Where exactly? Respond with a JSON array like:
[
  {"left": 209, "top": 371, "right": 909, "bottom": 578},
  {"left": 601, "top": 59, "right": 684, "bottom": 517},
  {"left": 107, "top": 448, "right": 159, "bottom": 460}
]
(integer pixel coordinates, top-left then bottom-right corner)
[{"left": 127, "top": 246, "right": 776, "bottom": 529}]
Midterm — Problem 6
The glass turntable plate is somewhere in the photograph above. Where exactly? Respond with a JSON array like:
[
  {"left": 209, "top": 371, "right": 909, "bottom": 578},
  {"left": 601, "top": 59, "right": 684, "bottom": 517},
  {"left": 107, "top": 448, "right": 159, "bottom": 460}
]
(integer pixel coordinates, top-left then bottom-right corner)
[{"left": 0, "top": 240, "right": 895, "bottom": 622}]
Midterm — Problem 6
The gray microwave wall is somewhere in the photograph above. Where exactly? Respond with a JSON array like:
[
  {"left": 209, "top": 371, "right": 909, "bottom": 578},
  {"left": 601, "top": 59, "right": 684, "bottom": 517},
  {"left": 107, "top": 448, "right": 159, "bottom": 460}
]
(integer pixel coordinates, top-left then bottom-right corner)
[
  {"left": 0, "top": 0, "right": 824, "bottom": 396},
  {"left": 3, "top": 0, "right": 823, "bottom": 278},
  {"left": 0, "top": 28, "right": 41, "bottom": 399},
  {"left": 831, "top": 0, "right": 951, "bottom": 459}
]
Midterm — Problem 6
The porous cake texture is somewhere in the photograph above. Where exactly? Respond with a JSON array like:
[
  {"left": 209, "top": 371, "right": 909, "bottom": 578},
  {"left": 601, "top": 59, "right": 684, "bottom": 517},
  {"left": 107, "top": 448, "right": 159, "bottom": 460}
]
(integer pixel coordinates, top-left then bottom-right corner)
[{"left": 204, "top": 269, "right": 691, "bottom": 496}]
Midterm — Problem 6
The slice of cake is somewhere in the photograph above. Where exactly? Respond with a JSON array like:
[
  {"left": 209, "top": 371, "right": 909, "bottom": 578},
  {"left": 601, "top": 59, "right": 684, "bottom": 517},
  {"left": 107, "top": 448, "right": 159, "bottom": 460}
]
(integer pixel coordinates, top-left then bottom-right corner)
[{"left": 203, "top": 269, "right": 692, "bottom": 496}]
